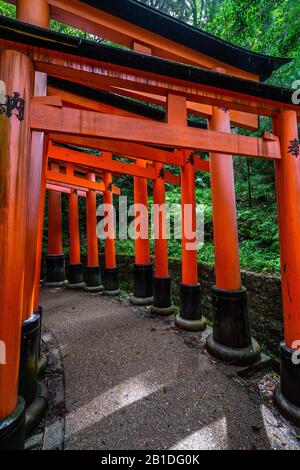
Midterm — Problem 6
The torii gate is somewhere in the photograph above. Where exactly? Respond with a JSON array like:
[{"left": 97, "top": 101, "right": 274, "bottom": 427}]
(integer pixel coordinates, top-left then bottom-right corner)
[{"left": 0, "top": 0, "right": 300, "bottom": 450}]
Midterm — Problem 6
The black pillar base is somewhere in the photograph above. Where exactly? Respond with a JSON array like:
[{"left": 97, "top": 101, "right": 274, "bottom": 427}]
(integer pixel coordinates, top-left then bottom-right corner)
[
  {"left": 151, "top": 277, "right": 175, "bottom": 316},
  {"left": 176, "top": 284, "right": 206, "bottom": 331},
  {"left": 19, "top": 312, "right": 41, "bottom": 408},
  {"left": 66, "top": 264, "right": 85, "bottom": 290},
  {"left": 130, "top": 264, "right": 153, "bottom": 306},
  {"left": 274, "top": 343, "right": 300, "bottom": 427},
  {"left": 45, "top": 254, "right": 66, "bottom": 287},
  {"left": 25, "top": 381, "right": 48, "bottom": 439},
  {"left": 84, "top": 266, "right": 104, "bottom": 293},
  {"left": 206, "top": 286, "right": 261, "bottom": 366},
  {"left": 0, "top": 397, "right": 25, "bottom": 450},
  {"left": 103, "top": 268, "right": 120, "bottom": 295}
]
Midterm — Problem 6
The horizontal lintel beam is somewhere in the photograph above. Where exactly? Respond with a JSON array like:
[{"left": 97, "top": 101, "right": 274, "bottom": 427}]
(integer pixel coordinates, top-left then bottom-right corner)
[{"left": 31, "top": 104, "right": 281, "bottom": 160}]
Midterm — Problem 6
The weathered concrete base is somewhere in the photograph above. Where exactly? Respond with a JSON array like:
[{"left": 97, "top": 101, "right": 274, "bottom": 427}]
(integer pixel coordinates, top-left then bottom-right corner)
[
  {"left": 103, "top": 289, "right": 121, "bottom": 297},
  {"left": 25, "top": 381, "right": 48, "bottom": 438},
  {"left": 274, "top": 386, "right": 300, "bottom": 428},
  {"left": 130, "top": 295, "right": 153, "bottom": 307},
  {"left": 44, "top": 281, "right": 66, "bottom": 288},
  {"left": 38, "top": 352, "right": 48, "bottom": 377},
  {"left": 84, "top": 285, "right": 104, "bottom": 293},
  {"left": 67, "top": 282, "right": 86, "bottom": 291},
  {"left": 236, "top": 353, "right": 272, "bottom": 378},
  {"left": 151, "top": 305, "right": 176, "bottom": 317},
  {"left": 175, "top": 314, "right": 207, "bottom": 332},
  {"left": 0, "top": 397, "right": 25, "bottom": 450},
  {"left": 206, "top": 334, "right": 262, "bottom": 367}
]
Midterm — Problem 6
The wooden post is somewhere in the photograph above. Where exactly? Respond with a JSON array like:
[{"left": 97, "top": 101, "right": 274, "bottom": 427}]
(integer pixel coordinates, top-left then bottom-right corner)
[
  {"left": 167, "top": 94, "right": 205, "bottom": 331},
  {"left": 67, "top": 190, "right": 85, "bottom": 289},
  {"left": 130, "top": 160, "right": 153, "bottom": 306},
  {"left": 206, "top": 105, "right": 261, "bottom": 366},
  {"left": 33, "top": 139, "right": 48, "bottom": 310},
  {"left": 273, "top": 110, "right": 300, "bottom": 427},
  {"left": 85, "top": 173, "right": 103, "bottom": 292},
  {"left": 45, "top": 185, "right": 66, "bottom": 286},
  {"left": 151, "top": 162, "right": 175, "bottom": 315},
  {"left": 0, "top": 49, "right": 33, "bottom": 448},
  {"left": 102, "top": 156, "right": 119, "bottom": 294},
  {"left": 16, "top": 0, "right": 50, "bottom": 415}
]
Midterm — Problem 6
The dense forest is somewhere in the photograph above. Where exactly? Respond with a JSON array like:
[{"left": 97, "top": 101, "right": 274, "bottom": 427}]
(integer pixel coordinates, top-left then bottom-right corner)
[{"left": 1, "top": 0, "right": 299, "bottom": 273}]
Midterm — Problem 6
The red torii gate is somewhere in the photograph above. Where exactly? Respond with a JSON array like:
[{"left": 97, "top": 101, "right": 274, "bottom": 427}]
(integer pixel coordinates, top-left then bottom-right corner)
[{"left": 0, "top": 0, "right": 300, "bottom": 450}]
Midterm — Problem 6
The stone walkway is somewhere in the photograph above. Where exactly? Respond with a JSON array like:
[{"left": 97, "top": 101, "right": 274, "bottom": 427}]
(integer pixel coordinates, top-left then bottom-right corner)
[{"left": 40, "top": 287, "right": 299, "bottom": 450}]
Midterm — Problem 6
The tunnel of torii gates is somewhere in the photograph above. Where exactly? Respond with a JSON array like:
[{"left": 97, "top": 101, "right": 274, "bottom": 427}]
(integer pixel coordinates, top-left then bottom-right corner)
[{"left": 0, "top": 0, "right": 300, "bottom": 450}]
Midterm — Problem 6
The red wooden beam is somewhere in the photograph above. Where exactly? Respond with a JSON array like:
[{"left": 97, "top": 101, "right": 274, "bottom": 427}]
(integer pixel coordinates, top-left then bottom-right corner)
[
  {"left": 48, "top": 143, "right": 181, "bottom": 185},
  {"left": 47, "top": 170, "right": 121, "bottom": 195},
  {"left": 31, "top": 103, "right": 281, "bottom": 160}
]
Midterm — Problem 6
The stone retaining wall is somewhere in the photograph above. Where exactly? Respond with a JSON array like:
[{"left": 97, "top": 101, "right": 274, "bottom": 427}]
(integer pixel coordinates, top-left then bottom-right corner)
[{"left": 115, "top": 255, "right": 283, "bottom": 355}]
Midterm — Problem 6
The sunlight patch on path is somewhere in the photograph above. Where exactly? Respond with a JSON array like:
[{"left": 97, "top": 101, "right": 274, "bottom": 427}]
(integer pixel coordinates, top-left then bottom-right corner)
[
  {"left": 65, "top": 366, "right": 177, "bottom": 439},
  {"left": 170, "top": 418, "right": 227, "bottom": 450}
]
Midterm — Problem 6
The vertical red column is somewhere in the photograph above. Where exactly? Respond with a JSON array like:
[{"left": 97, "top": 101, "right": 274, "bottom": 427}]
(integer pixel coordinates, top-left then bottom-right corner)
[
  {"left": 130, "top": 41, "right": 153, "bottom": 306},
  {"left": 103, "top": 158, "right": 119, "bottom": 295},
  {"left": 206, "top": 104, "right": 261, "bottom": 367},
  {"left": 16, "top": 0, "right": 51, "bottom": 415},
  {"left": 166, "top": 94, "right": 205, "bottom": 331},
  {"left": 273, "top": 110, "right": 300, "bottom": 427},
  {"left": 45, "top": 185, "right": 66, "bottom": 286},
  {"left": 130, "top": 160, "right": 153, "bottom": 306},
  {"left": 152, "top": 162, "right": 174, "bottom": 315},
  {"left": 0, "top": 49, "right": 33, "bottom": 448},
  {"left": 85, "top": 174, "right": 103, "bottom": 292},
  {"left": 67, "top": 190, "right": 85, "bottom": 289}
]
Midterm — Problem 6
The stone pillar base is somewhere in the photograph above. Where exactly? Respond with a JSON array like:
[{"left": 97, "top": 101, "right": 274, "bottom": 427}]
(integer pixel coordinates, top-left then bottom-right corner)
[
  {"left": 151, "top": 277, "right": 175, "bottom": 316},
  {"left": 19, "top": 312, "right": 41, "bottom": 408},
  {"left": 130, "top": 264, "right": 153, "bottom": 306},
  {"left": 45, "top": 254, "right": 65, "bottom": 286},
  {"left": 176, "top": 283, "right": 206, "bottom": 331},
  {"left": 274, "top": 343, "right": 300, "bottom": 427},
  {"left": 206, "top": 286, "right": 261, "bottom": 366},
  {"left": 103, "top": 268, "right": 120, "bottom": 295},
  {"left": 67, "top": 263, "right": 85, "bottom": 290},
  {"left": 84, "top": 266, "right": 104, "bottom": 293},
  {"left": 0, "top": 397, "right": 25, "bottom": 450}
]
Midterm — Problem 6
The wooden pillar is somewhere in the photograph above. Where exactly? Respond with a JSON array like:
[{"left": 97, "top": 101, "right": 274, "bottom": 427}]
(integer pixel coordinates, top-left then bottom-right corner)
[
  {"left": 85, "top": 173, "right": 103, "bottom": 292},
  {"left": 16, "top": 0, "right": 50, "bottom": 416},
  {"left": 166, "top": 94, "right": 205, "bottom": 331},
  {"left": 206, "top": 105, "right": 261, "bottom": 366},
  {"left": 151, "top": 162, "right": 174, "bottom": 315},
  {"left": 67, "top": 190, "right": 84, "bottom": 289},
  {"left": 0, "top": 49, "right": 33, "bottom": 448},
  {"left": 130, "top": 160, "right": 153, "bottom": 305},
  {"left": 33, "top": 139, "right": 48, "bottom": 310},
  {"left": 103, "top": 162, "right": 119, "bottom": 294},
  {"left": 45, "top": 186, "right": 65, "bottom": 286},
  {"left": 273, "top": 110, "right": 300, "bottom": 427}
]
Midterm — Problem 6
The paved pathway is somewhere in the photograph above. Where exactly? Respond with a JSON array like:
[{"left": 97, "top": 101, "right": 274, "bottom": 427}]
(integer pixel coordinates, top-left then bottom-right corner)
[{"left": 40, "top": 287, "right": 299, "bottom": 450}]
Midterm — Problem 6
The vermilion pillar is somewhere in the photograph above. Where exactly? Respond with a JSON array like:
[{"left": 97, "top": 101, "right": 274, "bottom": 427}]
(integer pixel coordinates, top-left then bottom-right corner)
[
  {"left": 151, "top": 162, "right": 175, "bottom": 315},
  {"left": 0, "top": 49, "right": 33, "bottom": 449},
  {"left": 206, "top": 106, "right": 261, "bottom": 366},
  {"left": 17, "top": 0, "right": 50, "bottom": 422},
  {"left": 45, "top": 186, "right": 66, "bottom": 286},
  {"left": 273, "top": 110, "right": 300, "bottom": 427},
  {"left": 130, "top": 160, "right": 153, "bottom": 306},
  {"left": 67, "top": 190, "right": 85, "bottom": 289},
  {"left": 167, "top": 94, "right": 205, "bottom": 331},
  {"left": 85, "top": 173, "right": 103, "bottom": 292},
  {"left": 103, "top": 168, "right": 120, "bottom": 295}
]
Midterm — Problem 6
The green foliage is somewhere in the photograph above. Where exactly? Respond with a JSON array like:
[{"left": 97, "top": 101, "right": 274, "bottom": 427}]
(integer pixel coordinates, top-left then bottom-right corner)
[{"left": 1, "top": 0, "right": 292, "bottom": 274}]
